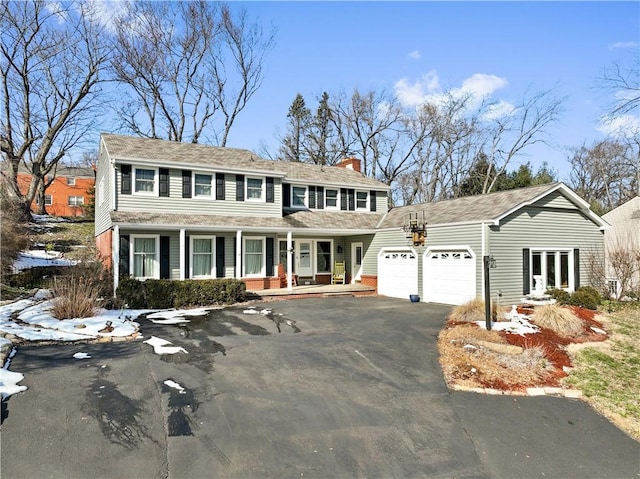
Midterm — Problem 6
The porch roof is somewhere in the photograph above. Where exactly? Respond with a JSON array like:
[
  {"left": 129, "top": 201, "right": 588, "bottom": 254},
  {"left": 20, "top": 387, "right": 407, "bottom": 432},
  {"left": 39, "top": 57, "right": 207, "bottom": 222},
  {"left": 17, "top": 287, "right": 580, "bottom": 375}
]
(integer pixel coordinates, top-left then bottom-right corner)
[{"left": 111, "top": 209, "right": 385, "bottom": 234}]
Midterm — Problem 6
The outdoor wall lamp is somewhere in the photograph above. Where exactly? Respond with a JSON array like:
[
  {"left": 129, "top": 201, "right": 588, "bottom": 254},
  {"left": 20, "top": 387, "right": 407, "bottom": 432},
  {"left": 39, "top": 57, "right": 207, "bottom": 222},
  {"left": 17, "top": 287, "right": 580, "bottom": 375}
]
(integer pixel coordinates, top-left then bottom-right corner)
[{"left": 337, "top": 245, "right": 343, "bottom": 254}]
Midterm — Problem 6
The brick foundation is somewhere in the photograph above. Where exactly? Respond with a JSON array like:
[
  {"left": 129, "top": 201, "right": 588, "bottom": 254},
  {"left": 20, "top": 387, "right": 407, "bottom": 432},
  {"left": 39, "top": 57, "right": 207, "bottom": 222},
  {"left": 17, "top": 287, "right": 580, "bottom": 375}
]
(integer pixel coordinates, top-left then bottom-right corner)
[
  {"left": 360, "top": 275, "right": 378, "bottom": 292},
  {"left": 243, "top": 277, "right": 281, "bottom": 290},
  {"left": 95, "top": 229, "right": 112, "bottom": 269}
]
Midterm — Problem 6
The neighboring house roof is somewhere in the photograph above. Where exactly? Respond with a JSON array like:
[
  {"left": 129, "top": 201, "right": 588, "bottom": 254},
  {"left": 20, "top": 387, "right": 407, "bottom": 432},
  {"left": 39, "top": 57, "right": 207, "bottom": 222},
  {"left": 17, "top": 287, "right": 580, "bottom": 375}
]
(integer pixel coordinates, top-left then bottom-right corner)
[
  {"left": 603, "top": 196, "right": 640, "bottom": 222},
  {"left": 379, "top": 182, "right": 609, "bottom": 229},
  {"left": 1, "top": 162, "right": 94, "bottom": 178},
  {"left": 111, "top": 210, "right": 385, "bottom": 234},
  {"left": 100, "top": 133, "right": 388, "bottom": 190}
]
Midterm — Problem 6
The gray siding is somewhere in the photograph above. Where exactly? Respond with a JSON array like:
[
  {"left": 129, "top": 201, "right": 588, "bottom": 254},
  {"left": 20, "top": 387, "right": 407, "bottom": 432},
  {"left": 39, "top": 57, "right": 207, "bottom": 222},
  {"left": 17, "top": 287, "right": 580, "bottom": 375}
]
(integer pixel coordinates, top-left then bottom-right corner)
[
  {"left": 94, "top": 147, "right": 112, "bottom": 236},
  {"left": 489, "top": 206, "right": 604, "bottom": 304},
  {"left": 531, "top": 190, "right": 578, "bottom": 210},
  {"left": 116, "top": 167, "right": 282, "bottom": 218}
]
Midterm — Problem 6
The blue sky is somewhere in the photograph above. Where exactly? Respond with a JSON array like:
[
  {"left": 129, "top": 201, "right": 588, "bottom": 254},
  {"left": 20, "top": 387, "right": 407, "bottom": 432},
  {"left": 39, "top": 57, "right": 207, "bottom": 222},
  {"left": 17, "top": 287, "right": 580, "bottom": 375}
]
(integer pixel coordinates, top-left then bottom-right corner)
[{"left": 223, "top": 1, "right": 639, "bottom": 180}]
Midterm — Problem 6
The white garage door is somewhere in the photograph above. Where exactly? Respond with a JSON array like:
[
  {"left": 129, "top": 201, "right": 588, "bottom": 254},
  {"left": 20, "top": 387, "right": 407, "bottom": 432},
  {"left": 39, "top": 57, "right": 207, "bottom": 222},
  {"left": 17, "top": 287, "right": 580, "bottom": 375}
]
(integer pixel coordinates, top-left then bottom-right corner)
[
  {"left": 378, "top": 249, "right": 418, "bottom": 300},
  {"left": 423, "top": 248, "right": 476, "bottom": 305}
]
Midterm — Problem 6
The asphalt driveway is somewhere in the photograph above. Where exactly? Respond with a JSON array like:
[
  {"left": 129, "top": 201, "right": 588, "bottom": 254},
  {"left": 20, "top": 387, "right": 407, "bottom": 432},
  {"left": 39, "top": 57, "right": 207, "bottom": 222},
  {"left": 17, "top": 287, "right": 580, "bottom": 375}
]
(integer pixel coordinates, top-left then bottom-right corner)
[{"left": 1, "top": 296, "right": 638, "bottom": 478}]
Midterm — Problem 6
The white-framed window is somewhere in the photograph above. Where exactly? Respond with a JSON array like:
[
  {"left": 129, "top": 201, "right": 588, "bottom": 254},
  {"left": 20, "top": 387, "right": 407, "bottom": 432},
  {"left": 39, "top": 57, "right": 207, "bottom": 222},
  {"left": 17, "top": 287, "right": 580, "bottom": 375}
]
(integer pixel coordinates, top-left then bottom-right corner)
[
  {"left": 66, "top": 177, "right": 76, "bottom": 186},
  {"left": 190, "top": 236, "right": 215, "bottom": 278},
  {"left": 68, "top": 196, "right": 84, "bottom": 206},
  {"left": 131, "top": 235, "right": 159, "bottom": 279},
  {"left": 194, "top": 173, "right": 213, "bottom": 197},
  {"left": 356, "top": 191, "right": 368, "bottom": 210},
  {"left": 98, "top": 178, "right": 105, "bottom": 206},
  {"left": 607, "top": 278, "right": 620, "bottom": 298},
  {"left": 243, "top": 237, "right": 265, "bottom": 277},
  {"left": 134, "top": 168, "right": 157, "bottom": 194},
  {"left": 246, "top": 177, "right": 264, "bottom": 201},
  {"left": 292, "top": 186, "right": 307, "bottom": 208},
  {"left": 36, "top": 195, "right": 53, "bottom": 206},
  {"left": 325, "top": 189, "right": 338, "bottom": 209},
  {"left": 530, "top": 249, "right": 574, "bottom": 292}
]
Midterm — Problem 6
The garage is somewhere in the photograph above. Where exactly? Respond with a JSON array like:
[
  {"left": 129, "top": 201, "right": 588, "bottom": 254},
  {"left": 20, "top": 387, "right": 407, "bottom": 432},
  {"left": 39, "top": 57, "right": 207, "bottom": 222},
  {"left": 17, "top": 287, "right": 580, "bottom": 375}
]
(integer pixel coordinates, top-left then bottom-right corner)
[
  {"left": 377, "top": 248, "right": 418, "bottom": 300},
  {"left": 423, "top": 247, "right": 476, "bottom": 305}
]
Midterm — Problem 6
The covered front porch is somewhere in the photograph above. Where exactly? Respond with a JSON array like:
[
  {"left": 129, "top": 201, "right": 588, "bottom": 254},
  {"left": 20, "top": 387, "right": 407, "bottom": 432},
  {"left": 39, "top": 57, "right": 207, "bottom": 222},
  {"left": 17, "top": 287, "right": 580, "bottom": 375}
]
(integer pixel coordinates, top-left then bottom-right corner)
[{"left": 247, "top": 282, "right": 376, "bottom": 299}]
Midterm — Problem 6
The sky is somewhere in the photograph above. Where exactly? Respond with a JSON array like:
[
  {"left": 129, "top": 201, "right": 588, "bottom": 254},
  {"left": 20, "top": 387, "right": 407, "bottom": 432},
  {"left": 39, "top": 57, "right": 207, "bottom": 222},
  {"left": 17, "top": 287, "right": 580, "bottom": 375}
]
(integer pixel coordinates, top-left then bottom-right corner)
[{"left": 217, "top": 1, "right": 639, "bottom": 180}]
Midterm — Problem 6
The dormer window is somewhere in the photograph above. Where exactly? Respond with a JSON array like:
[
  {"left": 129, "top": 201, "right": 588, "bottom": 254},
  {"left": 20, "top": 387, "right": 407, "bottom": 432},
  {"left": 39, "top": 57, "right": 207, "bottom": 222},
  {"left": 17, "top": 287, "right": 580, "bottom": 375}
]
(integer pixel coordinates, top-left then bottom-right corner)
[
  {"left": 194, "top": 173, "right": 212, "bottom": 197},
  {"left": 246, "top": 177, "right": 264, "bottom": 201},
  {"left": 135, "top": 168, "right": 156, "bottom": 194},
  {"left": 325, "top": 189, "right": 338, "bottom": 209},
  {"left": 356, "top": 191, "right": 368, "bottom": 210},
  {"left": 292, "top": 186, "right": 307, "bottom": 208}
]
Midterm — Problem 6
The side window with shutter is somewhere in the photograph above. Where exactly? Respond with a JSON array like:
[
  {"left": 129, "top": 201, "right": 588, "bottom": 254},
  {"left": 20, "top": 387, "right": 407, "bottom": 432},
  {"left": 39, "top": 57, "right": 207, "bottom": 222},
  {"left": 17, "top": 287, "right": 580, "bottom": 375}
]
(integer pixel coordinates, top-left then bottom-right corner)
[
  {"left": 370, "top": 190, "right": 377, "bottom": 212},
  {"left": 182, "top": 170, "right": 192, "bottom": 198},
  {"left": 216, "top": 173, "right": 225, "bottom": 200},
  {"left": 121, "top": 165, "right": 131, "bottom": 195},
  {"left": 236, "top": 175, "right": 245, "bottom": 201},
  {"left": 159, "top": 168, "right": 169, "bottom": 197},
  {"left": 266, "top": 177, "right": 274, "bottom": 203}
]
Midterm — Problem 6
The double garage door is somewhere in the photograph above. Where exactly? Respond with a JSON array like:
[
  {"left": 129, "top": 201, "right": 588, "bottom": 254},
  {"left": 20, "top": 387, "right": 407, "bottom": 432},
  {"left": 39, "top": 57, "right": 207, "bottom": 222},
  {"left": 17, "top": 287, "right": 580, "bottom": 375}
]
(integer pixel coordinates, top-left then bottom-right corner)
[{"left": 378, "top": 247, "right": 476, "bottom": 305}]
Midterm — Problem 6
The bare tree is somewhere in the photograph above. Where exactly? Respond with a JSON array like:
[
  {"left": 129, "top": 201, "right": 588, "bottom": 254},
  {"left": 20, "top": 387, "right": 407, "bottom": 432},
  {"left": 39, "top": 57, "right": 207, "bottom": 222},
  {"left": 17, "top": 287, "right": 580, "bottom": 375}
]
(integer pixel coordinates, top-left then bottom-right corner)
[
  {"left": 1, "top": 1, "right": 110, "bottom": 220},
  {"left": 598, "top": 54, "right": 640, "bottom": 118},
  {"left": 112, "top": 1, "right": 275, "bottom": 145}
]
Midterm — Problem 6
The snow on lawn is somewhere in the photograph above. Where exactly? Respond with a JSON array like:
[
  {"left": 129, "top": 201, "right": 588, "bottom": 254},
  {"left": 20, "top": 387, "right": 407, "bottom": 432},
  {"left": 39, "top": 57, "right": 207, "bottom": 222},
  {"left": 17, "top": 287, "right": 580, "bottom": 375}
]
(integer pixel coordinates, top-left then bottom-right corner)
[
  {"left": 12, "top": 250, "right": 78, "bottom": 272},
  {"left": 475, "top": 312, "right": 540, "bottom": 335}
]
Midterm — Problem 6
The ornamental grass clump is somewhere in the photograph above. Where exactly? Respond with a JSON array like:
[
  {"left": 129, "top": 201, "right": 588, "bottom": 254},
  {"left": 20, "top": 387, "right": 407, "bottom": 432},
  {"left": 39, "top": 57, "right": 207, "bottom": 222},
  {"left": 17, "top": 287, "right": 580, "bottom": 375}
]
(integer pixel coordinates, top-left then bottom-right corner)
[
  {"left": 448, "top": 298, "right": 496, "bottom": 323},
  {"left": 532, "top": 304, "right": 584, "bottom": 338},
  {"left": 51, "top": 275, "right": 102, "bottom": 319}
]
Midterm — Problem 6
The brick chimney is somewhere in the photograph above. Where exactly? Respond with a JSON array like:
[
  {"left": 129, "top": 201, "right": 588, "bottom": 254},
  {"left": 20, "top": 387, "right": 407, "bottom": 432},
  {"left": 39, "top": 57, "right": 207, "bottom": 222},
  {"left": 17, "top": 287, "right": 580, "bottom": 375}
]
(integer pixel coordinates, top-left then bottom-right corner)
[{"left": 336, "top": 157, "right": 361, "bottom": 173}]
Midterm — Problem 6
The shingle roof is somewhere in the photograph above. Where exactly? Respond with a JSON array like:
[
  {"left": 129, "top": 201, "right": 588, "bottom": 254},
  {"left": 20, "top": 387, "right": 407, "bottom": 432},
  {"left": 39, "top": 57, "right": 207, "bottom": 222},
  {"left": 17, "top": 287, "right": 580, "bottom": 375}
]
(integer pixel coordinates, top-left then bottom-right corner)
[
  {"left": 379, "top": 183, "right": 571, "bottom": 228},
  {"left": 101, "top": 133, "right": 388, "bottom": 189},
  {"left": 111, "top": 210, "right": 385, "bottom": 232}
]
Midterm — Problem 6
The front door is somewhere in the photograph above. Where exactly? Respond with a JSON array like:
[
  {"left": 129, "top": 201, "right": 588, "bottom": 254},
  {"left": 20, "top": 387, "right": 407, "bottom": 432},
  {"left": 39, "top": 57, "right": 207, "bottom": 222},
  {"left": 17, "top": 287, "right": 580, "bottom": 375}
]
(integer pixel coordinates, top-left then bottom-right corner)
[
  {"left": 351, "top": 242, "right": 363, "bottom": 283},
  {"left": 296, "top": 240, "right": 313, "bottom": 277}
]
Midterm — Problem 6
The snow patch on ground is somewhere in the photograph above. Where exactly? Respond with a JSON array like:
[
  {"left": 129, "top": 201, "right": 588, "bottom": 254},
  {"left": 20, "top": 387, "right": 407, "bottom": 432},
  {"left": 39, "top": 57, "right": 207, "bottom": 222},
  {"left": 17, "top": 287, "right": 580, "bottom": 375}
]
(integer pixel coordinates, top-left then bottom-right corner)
[{"left": 12, "top": 250, "right": 78, "bottom": 271}]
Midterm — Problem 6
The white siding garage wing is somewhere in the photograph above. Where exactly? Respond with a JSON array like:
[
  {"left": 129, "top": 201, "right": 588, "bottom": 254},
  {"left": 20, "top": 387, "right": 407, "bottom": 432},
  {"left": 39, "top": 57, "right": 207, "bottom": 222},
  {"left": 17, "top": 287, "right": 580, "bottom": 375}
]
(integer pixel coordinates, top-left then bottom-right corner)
[
  {"left": 377, "top": 248, "right": 418, "bottom": 300},
  {"left": 423, "top": 247, "right": 476, "bottom": 305}
]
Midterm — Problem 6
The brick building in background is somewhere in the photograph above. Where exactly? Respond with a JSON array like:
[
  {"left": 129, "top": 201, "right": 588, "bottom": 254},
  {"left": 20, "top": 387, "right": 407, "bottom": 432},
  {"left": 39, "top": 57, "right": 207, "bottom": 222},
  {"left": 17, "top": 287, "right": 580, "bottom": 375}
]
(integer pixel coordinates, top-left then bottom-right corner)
[{"left": 15, "top": 165, "right": 95, "bottom": 217}]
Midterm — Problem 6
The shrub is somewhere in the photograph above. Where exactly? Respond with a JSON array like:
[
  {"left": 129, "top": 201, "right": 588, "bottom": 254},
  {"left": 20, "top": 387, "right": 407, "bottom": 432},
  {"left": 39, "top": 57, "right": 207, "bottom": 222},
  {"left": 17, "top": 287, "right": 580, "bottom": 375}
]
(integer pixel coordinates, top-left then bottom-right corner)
[
  {"left": 51, "top": 275, "right": 102, "bottom": 319},
  {"left": 448, "top": 298, "right": 496, "bottom": 323},
  {"left": 0, "top": 192, "right": 29, "bottom": 279},
  {"left": 569, "top": 286, "right": 602, "bottom": 311},
  {"left": 116, "top": 277, "right": 246, "bottom": 309},
  {"left": 532, "top": 304, "right": 585, "bottom": 337},
  {"left": 546, "top": 288, "right": 571, "bottom": 304}
]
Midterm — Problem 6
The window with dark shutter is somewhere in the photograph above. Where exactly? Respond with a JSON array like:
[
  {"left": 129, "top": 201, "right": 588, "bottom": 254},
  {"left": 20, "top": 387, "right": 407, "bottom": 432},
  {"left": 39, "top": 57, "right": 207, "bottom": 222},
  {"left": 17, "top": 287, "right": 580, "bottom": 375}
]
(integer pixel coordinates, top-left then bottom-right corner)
[
  {"left": 266, "top": 177, "right": 274, "bottom": 203},
  {"left": 309, "top": 186, "right": 316, "bottom": 209},
  {"left": 370, "top": 190, "right": 377, "bottom": 212},
  {"left": 236, "top": 175, "right": 245, "bottom": 201},
  {"left": 182, "top": 170, "right": 192, "bottom": 198},
  {"left": 522, "top": 248, "right": 530, "bottom": 294},
  {"left": 121, "top": 165, "right": 131, "bottom": 195},
  {"left": 340, "top": 188, "right": 348, "bottom": 210},
  {"left": 159, "top": 168, "right": 169, "bottom": 197},
  {"left": 216, "top": 173, "right": 225, "bottom": 200}
]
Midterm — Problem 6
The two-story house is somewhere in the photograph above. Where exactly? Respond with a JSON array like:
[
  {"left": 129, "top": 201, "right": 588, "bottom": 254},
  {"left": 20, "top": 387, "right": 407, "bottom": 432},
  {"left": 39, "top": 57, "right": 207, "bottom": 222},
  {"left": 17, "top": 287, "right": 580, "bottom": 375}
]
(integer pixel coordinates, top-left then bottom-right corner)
[
  {"left": 96, "top": 133, "right": 608, "bottom": 305},
  {"left": 95, "top": 133, "right": 390, "bottom": 292}
]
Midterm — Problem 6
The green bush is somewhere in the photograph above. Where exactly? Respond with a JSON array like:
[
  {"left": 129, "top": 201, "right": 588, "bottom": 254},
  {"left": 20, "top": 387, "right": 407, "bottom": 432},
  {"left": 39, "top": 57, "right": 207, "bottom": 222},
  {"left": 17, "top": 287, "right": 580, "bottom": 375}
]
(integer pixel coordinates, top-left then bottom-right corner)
[
  {"left": 569, "top": 286, "right": 602, "bottom": 310},
  {"left": 546, "top": 288, "right": 571, "bottom": 304},
  {"left": 116, "top": 277, "right": 246, "bottom": 309}
]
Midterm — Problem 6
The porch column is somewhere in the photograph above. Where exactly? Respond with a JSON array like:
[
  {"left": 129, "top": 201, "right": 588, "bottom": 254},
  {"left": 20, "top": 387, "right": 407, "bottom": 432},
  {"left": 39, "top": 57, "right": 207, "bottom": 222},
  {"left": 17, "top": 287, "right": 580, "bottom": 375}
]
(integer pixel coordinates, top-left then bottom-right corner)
[
  {"left": 287, "top": 231, "right": 293, "bottom": 291},
  {"left": 236, "top": 230, "right": 242, "bottom": 279},
  {"left": 179, "top": 228, "right": 186, "bottom": 280},
  {"left": 112, "top": 225, "right": 119, "bottom": 294}
]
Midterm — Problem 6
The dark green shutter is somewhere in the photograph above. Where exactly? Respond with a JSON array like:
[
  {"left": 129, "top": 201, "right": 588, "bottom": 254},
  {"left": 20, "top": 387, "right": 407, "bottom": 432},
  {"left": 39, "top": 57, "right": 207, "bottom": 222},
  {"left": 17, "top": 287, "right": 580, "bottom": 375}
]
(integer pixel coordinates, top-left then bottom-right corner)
[
  {"left": 266, "top": 177, "right": 274, "bottom": 203},
  {"left": 159, "top": 168, "right": 169, "bottom": 197},
  {"left": 182, "top": 170, "right": 192, "bottom": 198},
  {"left": 216, "top": 237, "right": 225, "bottom": 278},
  {"left": 348, "top": 189, "right": 355, "bottom": 211},
  {"left": 523, "top": 248, "right": 530, "bottom": 295},
  {"left": 266, "top": 237, "right": 274, "bottom": 277},
  {"left": 160, "top": 236, "right": 170, "bottom": 279},
  {"left": 317, "top": 187, "right": 324, "bottom": 209},
  {"left": 340, "top": 188, "right": 347, "bottom": 210},
  {"left": 236, "top": 175, "right": 245, "bottom": 201},
  {"left": 370, "top": 190, "right": 377, "bottom": 212},
  {"left": 184, "top": 237, "right": 190, "bottom": 279},
  {"left": 574, "top": 249, "right": 580, "bottom": 289},
  {"left": 121, "top": 165, "right": 131, "bottom": 195},
  {"left": 309, "top": 186, "right": 316, "bottom": 209},
  {"left": 283, "top": 183, "right": 291, "bottom": 207},
  {"left": 119, "top": 235, "right": 130, "bottom": 276},
  {"left": 216, "top": 173, "right": 225, "bottom": 200}
]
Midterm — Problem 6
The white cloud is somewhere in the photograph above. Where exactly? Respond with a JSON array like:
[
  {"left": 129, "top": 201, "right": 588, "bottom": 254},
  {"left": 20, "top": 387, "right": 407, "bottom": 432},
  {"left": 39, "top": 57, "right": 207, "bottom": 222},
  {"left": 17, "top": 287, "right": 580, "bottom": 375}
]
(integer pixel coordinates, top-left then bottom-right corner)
[
  {"left": 408, "top": 50, "right": 421, "bottom": 59},
  {"left": 483, "top": 99, "right": 517, "bottom": 120},
  {"left": 459, "top": 73, "right": 508, "bottom": 98},
  {"left": 394, "top": 70, "right": 441, "bottom": 107},
  {"left": 597, "top": 114, "right": 640, "bottom": 137},
  {"left": 45, "top": 2, "right": 68, "bottom": 23},
  {"left": 82, "top": 0, "right": 129, "bottom": 32},
  {"left": 608, "top": 41, "right": 639, "bottom": 50}
]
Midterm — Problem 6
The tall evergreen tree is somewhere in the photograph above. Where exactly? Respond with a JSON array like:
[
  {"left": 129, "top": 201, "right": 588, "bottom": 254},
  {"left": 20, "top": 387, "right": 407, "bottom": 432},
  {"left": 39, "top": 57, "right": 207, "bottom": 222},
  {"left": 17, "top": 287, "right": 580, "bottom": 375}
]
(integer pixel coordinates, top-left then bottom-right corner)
[
  {"left": 307, "top": 92, "right": 335, "bottom": 165},
  {"left": 279, "top": 93, "right": 311, "bottom": 162}
]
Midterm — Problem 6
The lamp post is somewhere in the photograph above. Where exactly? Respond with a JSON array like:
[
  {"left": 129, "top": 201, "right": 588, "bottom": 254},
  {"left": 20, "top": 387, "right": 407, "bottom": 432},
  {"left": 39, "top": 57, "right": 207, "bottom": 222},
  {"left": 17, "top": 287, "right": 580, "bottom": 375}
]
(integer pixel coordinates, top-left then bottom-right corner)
[{"left": 484, "top": 255, "right": 497, "bottom": 330}]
